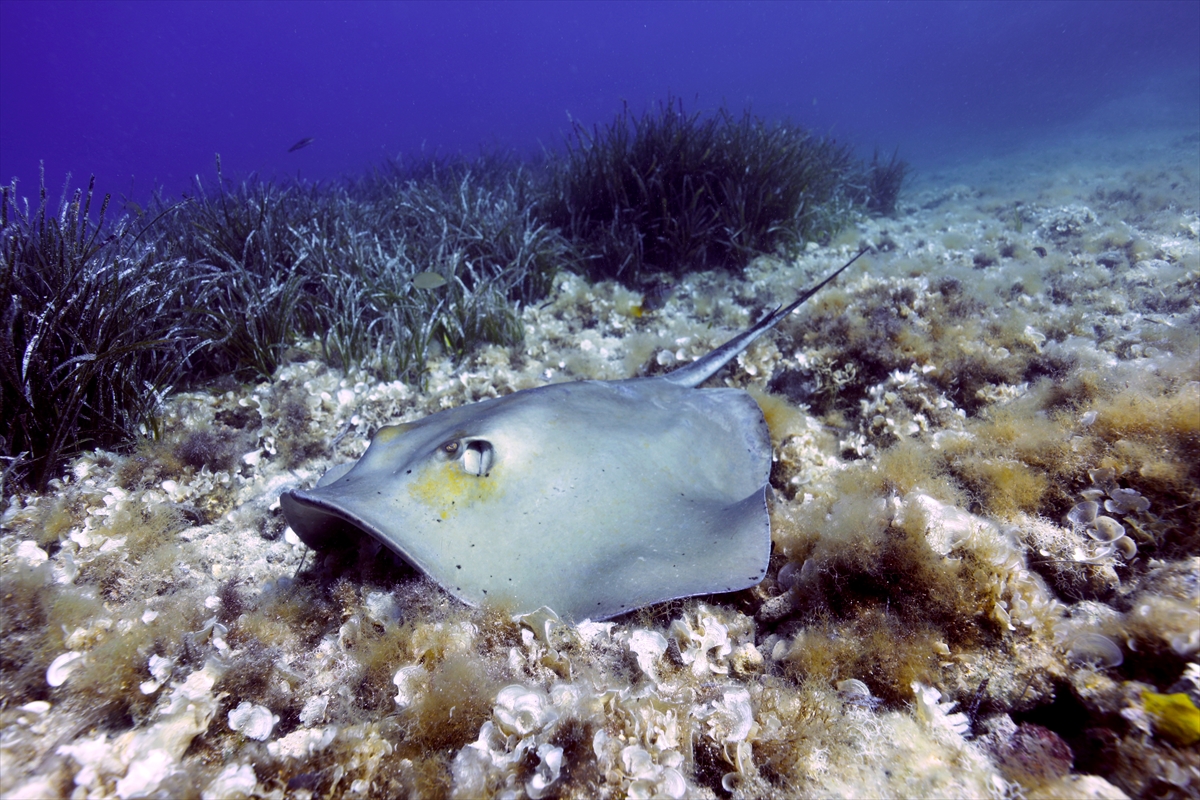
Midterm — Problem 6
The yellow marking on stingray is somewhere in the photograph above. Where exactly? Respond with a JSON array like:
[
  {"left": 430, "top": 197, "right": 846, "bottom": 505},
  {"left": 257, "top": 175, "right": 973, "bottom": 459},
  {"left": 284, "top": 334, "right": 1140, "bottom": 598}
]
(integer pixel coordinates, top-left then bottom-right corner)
[
  {"left": 373, "top": 423, "right": 415, "bottom": 445},
  {"left": 407, "top": 458, "right": 502, "bottom": 517}
]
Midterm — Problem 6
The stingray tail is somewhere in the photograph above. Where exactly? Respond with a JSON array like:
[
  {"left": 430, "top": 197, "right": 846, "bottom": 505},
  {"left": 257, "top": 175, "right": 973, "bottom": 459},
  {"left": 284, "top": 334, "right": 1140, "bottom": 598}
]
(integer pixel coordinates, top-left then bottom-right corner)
[{"left": 663, "top": 247, "right": 869, "bottom": 388}]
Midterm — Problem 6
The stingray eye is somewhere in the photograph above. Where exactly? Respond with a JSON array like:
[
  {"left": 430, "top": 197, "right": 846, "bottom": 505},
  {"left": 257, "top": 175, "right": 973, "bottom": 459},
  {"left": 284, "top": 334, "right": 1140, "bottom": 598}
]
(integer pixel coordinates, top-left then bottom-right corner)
[
  {"left": 441, "top": 440, "right": 460, "bottom": 456},
  {"left": 461, "top": 440, "right": 494, "bottom": 477}
]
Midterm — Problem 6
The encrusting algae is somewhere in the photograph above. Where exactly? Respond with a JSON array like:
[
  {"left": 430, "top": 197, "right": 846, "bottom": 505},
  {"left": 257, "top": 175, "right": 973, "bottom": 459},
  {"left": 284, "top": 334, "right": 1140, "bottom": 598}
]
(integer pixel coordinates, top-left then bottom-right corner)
[
  {"left": 1141, "top": 689, "right": 1200, "bottom": 748},
  {"left": 2, "top": 128, "right": 1199, "bottom": 799}
]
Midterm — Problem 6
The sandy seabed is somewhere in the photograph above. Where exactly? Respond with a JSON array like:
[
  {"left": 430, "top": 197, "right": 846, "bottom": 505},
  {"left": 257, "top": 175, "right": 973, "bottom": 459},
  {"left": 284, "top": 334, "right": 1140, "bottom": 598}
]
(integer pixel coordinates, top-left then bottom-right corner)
[{"left": 2, "top": 123, "right": 1198, "bottom": 799}]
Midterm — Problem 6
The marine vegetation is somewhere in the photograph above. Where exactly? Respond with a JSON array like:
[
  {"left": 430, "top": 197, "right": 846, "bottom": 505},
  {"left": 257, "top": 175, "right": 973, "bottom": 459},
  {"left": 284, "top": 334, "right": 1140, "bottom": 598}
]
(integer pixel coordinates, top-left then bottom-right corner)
[
  {"left": 853, "top": 147, "right": 910, "bottom": 216},
  {"left": 0, "top": 168, "right": 212, "bottom": 491},
  {"left": 0, "top": 155, "right": 571, "bottom": 491},
  {"left": 0, "top": 96, "right": 906, "bottom": 493},
  {"left": 153, "top": 154, "right": 567, "bottom": 383},
  {"left": 541, "top": 97, "right": 897, "bottom": 283}
]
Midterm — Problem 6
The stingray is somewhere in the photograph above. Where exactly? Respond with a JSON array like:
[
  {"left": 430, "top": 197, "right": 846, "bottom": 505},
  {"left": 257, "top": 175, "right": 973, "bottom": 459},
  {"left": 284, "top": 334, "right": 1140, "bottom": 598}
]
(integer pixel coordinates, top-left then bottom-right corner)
[{"left": 281, "top": 250, "right": 866, "bottom": 620}]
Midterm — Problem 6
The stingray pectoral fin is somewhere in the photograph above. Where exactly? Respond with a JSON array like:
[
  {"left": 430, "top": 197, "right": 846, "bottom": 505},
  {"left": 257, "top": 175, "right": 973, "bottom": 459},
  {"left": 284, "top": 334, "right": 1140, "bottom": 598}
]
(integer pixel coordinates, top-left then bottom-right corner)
[
  {"left": 569, "top": 488, "right": 771, "bottom": 621},
  {"left": 279, "top": 378, "right": 776, "bottom": 620},
  {"left": 316, "top": 462, "right": 355, "bottom": 487},
  {"left": 279, "top": 461, "right": 369, "bottom": 548},
  {"left": 280, "top": 488, "right": 376, "bottom": 550}
]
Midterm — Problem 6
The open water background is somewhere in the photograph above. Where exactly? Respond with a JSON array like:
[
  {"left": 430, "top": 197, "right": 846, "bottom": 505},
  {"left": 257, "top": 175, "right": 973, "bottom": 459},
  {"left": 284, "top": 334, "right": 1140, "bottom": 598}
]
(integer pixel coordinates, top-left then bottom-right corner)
[{"left": 2, "top": 0, "right": 1198, "bottom": 201}]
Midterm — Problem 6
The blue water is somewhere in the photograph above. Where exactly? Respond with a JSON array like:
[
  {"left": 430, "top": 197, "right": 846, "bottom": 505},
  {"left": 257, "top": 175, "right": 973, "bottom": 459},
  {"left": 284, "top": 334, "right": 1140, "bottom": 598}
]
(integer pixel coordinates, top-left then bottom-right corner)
[{"left": 2, "top": 0, "right": 1197, "bottom": 200}]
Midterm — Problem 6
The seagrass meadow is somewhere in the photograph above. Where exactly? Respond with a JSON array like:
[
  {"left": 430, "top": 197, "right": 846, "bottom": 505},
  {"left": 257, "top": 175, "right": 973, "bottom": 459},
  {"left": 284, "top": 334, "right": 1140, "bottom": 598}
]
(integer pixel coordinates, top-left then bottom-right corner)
[{"left": 1, "top": 110, "right": 1198, "bottom": 799}]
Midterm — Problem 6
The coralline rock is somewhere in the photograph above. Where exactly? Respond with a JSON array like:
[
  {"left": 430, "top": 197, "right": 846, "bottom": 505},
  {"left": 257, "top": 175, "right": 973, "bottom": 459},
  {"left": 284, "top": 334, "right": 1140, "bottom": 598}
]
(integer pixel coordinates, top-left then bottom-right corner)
[
  {"left": 200, "top": 763, "right": 259, "bottom": 800},
  {"left": 267, "top": 726, "right": 337, "bottom": 759},
  {"left": 57, "top": 659, "right": 223, "bottom": 798},
  {"left": 1036, "top": 204, "right": 1098, "bottom": 239}
]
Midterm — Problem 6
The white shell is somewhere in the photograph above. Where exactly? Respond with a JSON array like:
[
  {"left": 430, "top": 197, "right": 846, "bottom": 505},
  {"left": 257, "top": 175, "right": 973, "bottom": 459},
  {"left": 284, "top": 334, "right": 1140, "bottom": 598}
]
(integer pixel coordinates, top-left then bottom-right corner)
[
  {"left": 227, "top": 701, "right": 279, "bottom": 741},
  {"left": 46, "top": 651, "right": 84, "bottom": 688}
]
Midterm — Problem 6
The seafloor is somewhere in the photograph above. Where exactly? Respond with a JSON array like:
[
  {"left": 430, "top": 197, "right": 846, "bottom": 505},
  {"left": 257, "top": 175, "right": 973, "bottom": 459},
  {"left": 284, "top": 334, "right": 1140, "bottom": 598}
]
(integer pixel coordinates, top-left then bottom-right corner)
[{"left": 2, "top": 124, "right": 1198, "bottom": 800}]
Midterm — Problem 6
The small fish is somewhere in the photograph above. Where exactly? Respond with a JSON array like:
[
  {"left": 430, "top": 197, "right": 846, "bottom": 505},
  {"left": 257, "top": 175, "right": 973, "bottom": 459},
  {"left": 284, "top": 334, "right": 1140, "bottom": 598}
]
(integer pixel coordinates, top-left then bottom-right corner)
[
  {"left": 412, "top": 272, "right": 448, "bottom": 290},
  {"left": 631, "top": 282, "right": 673, "bottom": 317},
  {"left": 287, "top": 137, "right": 315, "bottom": 153}
]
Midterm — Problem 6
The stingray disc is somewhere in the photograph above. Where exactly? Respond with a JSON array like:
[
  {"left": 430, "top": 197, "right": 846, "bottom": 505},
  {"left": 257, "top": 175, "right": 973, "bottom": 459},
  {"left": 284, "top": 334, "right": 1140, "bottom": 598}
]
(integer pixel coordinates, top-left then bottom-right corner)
[{"left": 282, "top": 377, "right": 772, "bottom": 621}]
